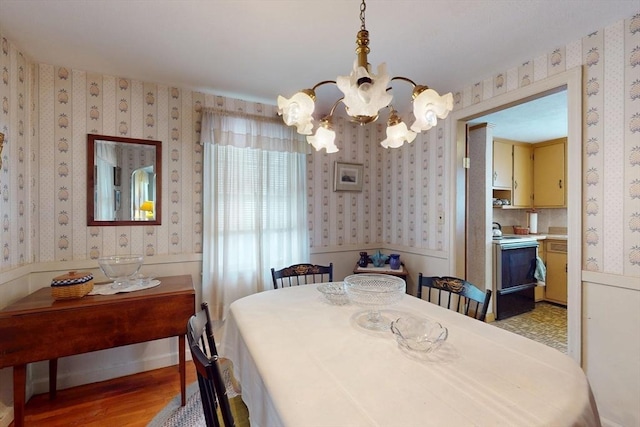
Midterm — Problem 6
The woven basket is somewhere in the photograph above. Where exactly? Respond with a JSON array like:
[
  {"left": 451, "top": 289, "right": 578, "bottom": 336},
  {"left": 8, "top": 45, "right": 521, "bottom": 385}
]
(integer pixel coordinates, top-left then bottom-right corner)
[{"left": 51, "top": 271, "right": 94, "bottom": 300}]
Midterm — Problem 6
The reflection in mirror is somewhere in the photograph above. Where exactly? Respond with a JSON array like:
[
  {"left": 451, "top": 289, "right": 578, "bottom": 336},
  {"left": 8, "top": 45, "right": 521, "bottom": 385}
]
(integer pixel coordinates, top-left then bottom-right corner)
[{"left": 87, "top": 134, "right": 162, "bottom": 226}]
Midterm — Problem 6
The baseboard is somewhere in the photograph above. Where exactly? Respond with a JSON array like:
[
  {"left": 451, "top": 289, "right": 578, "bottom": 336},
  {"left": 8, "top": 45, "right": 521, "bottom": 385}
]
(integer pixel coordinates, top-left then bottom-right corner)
[{"left": 31, "top": 351, "right": 181, "bottom": 395}]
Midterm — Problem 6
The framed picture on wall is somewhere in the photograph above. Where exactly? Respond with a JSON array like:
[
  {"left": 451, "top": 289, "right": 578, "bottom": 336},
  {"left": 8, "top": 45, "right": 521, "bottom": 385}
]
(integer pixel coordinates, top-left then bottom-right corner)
[
  {"left": 113, "top": 166, "right": 122, "bottom": 187},
  {"left": 334, "top": 161, "right": 363, "bottom": 192}
]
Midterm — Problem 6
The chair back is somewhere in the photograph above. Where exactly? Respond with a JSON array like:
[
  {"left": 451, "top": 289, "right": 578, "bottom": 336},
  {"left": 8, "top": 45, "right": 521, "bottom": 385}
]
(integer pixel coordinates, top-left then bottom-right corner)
[
  {"left": 187, "top": 302, "right": 235, "bottom": 427},
  {"left": 271, "top": 263, "right": 333, "bottom": 289},
  {"left": 416, "top": 274, "right": 492, "bottom": 321}
]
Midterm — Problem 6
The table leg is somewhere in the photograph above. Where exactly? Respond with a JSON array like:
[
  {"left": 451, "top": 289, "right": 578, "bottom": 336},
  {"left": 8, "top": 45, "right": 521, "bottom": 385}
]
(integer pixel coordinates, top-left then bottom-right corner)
[
  {"left": 49, "top": 358, "right": 58, "bottom": 399},
  {"left": 13, "top": 364, "right": 26, "bottom": 427},
  {"left": 179, "top": 334, "right": 186, "bottom": 406}
]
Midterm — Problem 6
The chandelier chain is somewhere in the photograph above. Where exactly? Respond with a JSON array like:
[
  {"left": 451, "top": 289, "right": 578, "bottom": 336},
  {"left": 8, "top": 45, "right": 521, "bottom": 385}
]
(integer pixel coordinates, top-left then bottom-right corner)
[{"left": 360, "top": 0, "right": 366, "bottom": 30}]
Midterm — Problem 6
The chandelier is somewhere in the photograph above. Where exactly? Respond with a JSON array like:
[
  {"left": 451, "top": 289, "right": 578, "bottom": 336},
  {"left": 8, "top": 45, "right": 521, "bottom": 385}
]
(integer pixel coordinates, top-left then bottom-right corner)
[{"left": 277, "top": 0, "right": 453, "bottom": 153}]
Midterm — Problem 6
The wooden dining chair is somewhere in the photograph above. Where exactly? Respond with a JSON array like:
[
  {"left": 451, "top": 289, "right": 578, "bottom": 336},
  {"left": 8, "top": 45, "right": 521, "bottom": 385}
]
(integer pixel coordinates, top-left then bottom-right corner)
[
  {"left": 416, "top": 274, "right": 492, "bottom": 322},
  {"left": 271, "top": 263, "right": 333, "bottom": 289},
  {"left": 187, "top": 302, "right": 250, "bottom": 427}
]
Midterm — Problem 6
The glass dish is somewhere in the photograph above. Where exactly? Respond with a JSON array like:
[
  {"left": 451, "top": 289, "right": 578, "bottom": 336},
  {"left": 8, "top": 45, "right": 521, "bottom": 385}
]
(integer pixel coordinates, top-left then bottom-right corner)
[
  {"left": 97, "top": 255, "right": 144, "bottom": 289},
  {"left": 344, "top": 274, "right": 405, "bottom": 331},
  {"left": 390, "top": 315, "right": 448, "bottom": 355},
  {"left": 317, "top": 282, "right": 349, "bottom": 305}
]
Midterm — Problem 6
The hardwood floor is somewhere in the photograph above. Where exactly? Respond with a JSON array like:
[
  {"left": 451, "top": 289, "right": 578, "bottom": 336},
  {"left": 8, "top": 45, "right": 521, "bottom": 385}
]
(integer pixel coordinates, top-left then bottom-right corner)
[{"left": 11, "top": 363, "right": 197, "bottom": 426}]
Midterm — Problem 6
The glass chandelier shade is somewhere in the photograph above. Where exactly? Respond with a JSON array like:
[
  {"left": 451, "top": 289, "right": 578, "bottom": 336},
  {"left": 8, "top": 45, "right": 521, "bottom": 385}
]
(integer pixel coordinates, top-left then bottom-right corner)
[
  {"left": 277, "top": 0, "right": 453, "bottom": 152},
  {"left": 380, "top": 109, "right": 416, "bottom": 148},
  {"left": 336, "top": 61, "right": 393, "bottom": 118},
  {"left": 277, "top": 91, "right": 315, "bottom": 135},
  {"left": 410, "top": 88, "right": 454, "bottom": 133},
  {"left": 307, "top": 119, "right": 339, "bottom": 153}
]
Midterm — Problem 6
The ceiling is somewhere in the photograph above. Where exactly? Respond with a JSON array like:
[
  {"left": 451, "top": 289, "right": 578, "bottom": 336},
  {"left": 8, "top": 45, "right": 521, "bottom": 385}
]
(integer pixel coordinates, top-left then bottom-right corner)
[
  {"left": 0, "top": 0, "right": 636, "bottom": 141},
  {"left": 469, "top": 89, "right": 568, "bottom": 143}
]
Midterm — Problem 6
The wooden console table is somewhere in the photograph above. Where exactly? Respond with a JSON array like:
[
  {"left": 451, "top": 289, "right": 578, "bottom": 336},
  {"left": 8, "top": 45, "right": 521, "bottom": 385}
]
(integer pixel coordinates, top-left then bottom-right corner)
[{"left": 0, "top": 274, "right": 195, "bottom": 427}]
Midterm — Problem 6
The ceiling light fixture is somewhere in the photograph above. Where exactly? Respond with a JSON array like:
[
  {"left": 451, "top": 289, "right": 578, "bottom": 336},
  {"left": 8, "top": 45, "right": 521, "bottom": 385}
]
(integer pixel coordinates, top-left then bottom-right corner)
[{"left": 277, "top": 0, "right": 453, "bottom": 153}]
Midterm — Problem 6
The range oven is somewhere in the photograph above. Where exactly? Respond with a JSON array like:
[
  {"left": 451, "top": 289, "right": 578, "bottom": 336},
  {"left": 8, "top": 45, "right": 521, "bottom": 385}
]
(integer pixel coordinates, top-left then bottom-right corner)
[{"left": 493, "top": 238, "right": 539, "bottom": 320}]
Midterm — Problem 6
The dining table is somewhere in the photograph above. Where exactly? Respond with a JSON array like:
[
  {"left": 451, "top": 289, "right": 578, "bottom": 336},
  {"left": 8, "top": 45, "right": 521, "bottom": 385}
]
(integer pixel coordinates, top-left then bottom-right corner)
[{"left": 220, "top": 282, "right": 601, "bottom": 427}]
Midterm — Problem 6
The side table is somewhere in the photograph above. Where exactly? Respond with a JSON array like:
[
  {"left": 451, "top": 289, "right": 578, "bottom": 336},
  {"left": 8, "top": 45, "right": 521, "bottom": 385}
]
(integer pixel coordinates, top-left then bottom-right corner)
[
  {"left": 0, "top": 274, "right": 195, "bottom": 427},
  {"left": 353, "top": 263, "right": 409, "bottom": 282}
]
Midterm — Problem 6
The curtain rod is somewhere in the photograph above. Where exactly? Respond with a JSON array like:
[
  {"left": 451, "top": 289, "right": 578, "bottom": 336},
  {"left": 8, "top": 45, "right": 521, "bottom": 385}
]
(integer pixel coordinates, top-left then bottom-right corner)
[{"left": 202, "top": 107, "right": 283, "bottom": 124}]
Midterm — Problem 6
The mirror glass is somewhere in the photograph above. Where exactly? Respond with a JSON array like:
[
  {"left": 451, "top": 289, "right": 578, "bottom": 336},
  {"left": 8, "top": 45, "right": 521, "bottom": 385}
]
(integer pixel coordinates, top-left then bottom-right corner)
[{"left": 87, "top": 134, "right": 162, "bottom": 226}]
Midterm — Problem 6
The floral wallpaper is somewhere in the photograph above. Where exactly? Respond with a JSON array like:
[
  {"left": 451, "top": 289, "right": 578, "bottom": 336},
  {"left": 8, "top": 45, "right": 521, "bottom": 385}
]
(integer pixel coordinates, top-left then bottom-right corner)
[
  {"left": 0, "top": 12, "right": 638, "bottom": 276},
  {"left": 0, "top": 35, "right": 28, "bottom": 269},
  {"left": 306, "top": 116, "right": 446, "bottom": 252},
  {"left": 33, "top": 66, "right": 203, "bottom": 261},
  {"left": 578, "top": 17, "right": 640, "bottom": 274},
  {"left": 449, "top": 13, "right": 640, "bottom": 276}
]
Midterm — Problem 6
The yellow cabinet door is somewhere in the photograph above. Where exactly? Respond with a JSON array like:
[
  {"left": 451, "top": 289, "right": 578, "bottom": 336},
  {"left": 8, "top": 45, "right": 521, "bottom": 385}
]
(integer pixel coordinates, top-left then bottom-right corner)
[
  {"left": 512, "top": 144, "right": 532, "bottom": 207},
  {"left": 493, "top": 140, "right": 512, "bottom": 189},
  {"left": 533, "top": 140, "right": 566, "bottom": 207},
  {"left": 545, "top": 241, "right": 567, "bottom": 305}
]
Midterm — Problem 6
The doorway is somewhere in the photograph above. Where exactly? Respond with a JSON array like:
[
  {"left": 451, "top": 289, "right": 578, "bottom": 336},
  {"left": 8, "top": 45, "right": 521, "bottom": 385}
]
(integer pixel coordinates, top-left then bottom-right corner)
[{"left": 448, "top": 67, "right": 582, "bottom": 363}]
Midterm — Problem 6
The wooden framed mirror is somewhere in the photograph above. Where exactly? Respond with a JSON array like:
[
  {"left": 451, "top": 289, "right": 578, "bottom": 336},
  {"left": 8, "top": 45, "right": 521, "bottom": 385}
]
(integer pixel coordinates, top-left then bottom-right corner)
[{"left": 87, "top": 134, "right": 162, "bottom": 226}]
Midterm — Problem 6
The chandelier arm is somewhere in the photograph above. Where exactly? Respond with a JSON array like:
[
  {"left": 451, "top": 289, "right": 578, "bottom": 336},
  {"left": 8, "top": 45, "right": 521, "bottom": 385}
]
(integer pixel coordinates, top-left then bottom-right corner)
[
  {"left": 312, "top": 80, "right": 337, "bottom": 91},
  {"left": 390, "top": 76, "right": 418, "bottom": 87},
  {"left": 328, "top": 97, "right": 345, "bottom": 118}
]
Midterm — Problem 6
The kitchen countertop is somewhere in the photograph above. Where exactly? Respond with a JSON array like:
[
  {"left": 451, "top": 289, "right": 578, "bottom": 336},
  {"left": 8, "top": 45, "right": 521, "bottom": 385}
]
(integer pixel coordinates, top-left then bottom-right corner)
[
  {"left": 507, "top": 234, "right": 567, "bottom": 240},
  {"left": 493, "top": 234, "right": 568, "bottom": 244}
]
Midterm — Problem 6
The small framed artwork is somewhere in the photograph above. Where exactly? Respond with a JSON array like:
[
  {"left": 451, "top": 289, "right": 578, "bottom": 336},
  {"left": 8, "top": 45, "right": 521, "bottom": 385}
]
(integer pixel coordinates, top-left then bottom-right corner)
[
  {"left": 113, "top": 166, "right": 122, "bottom": 187},
  {"left": 334, "top": 161, "right": 364, "bottom": 192}
]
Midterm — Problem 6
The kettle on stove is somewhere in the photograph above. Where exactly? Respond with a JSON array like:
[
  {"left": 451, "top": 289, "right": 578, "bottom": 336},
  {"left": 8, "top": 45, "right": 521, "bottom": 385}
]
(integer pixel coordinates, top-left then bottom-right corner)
[{"left": 492, "top": 222, "right": 502, "bottom": 239}]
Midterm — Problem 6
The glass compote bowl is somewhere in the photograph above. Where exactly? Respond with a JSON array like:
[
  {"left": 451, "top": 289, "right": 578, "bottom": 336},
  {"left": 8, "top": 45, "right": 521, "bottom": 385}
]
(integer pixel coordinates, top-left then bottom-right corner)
[
  {"left": 98, "top": 255, "right": 144, "bottom": 289},
  {"left": 344, "top": 274, "right": 406, "bottom": 331}
]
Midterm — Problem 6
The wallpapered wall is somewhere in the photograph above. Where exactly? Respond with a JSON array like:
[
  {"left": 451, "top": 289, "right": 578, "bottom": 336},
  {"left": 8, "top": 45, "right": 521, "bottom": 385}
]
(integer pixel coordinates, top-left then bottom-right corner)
[
  {"left": 0, "top": 13, "right": 638, "bottom": 276},
  {"left": 306, "top": 116, "right": 446, "bottom": 251},
  {"left": 453, "top": 14, "right": 639, "bottom": 277},
  {"left": 0, "top": 29, "right": 448, "bottom": 271}
]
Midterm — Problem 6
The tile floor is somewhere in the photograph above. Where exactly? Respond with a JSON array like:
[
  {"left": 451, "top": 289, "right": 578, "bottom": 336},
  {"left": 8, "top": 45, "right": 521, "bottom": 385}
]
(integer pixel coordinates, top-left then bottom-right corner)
[{"left": 491, "top": 301, "right": 567, "bottom": 353}]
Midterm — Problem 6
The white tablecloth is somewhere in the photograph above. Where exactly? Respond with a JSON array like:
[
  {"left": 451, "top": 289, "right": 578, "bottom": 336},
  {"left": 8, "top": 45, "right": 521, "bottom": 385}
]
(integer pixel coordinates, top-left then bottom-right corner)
[{"left": 221, "top": 283, "right": 600, "bottom": 427}]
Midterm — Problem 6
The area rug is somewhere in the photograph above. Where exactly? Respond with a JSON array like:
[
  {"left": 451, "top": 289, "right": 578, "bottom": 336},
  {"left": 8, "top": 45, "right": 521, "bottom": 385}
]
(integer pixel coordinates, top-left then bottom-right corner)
[
  {"left": 148, "top": 359, "right": 248, "bottom": 427},
  {"left": 147, "top": 382, "right": 250, "bottom": 427},
  {"left": 147, "top": 382, "right": 206, "bottom": 427}
]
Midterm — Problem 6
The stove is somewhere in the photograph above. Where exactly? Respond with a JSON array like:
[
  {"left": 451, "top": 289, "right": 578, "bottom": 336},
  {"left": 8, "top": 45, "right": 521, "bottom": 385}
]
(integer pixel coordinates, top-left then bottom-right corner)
[{"left": 493, "top": 237, "right": 539, "bottom": 320}]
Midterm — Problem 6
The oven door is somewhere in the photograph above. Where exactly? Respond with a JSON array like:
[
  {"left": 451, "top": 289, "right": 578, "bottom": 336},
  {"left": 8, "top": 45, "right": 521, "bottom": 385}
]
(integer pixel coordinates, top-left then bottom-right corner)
[{"left": 494, "top": 241, "right": 538, "bottom": 320}]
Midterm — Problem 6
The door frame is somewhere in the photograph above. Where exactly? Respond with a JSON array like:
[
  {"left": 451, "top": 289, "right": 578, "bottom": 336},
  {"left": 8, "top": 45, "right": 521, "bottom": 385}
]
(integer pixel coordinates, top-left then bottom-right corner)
[{"left": 448, "top": 66, "right": 583, "bottom": 364}]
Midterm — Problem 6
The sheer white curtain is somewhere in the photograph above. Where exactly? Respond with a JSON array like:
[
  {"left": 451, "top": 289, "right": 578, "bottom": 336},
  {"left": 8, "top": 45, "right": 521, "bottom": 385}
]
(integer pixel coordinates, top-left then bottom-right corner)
[
  {"left": 95, "top": 141, "right": 117, "bottom": 220},
  {"left": 201, "top": 109, "right": 310, "bottom": 320}
]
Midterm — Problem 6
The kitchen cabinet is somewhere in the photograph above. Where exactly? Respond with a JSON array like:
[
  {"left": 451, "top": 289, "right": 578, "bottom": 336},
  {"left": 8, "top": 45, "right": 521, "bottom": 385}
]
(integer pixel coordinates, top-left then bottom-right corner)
[
  {"left": 544, "top": 240, "right": 567, "bottom": 305},
  {"left": 512, "top": 144, "right": 532, "bottom": 207},
  {"left": 492, "top": 139, "right": 532, "bottom": 208},
  {"left": 493, "top": 140, "right": 512, "bottom": 189},
  {"left": 533, "top": 139, "right": 566, "bottom": 207}
]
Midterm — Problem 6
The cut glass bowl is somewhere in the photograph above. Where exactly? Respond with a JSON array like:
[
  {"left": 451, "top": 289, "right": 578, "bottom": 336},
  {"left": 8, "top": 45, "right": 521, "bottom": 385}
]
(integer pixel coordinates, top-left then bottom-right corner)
[
  {"left": 98, "top": 255, "right": 144, "bottom": 289},
  {"left": 390, "top": 315, "right": 448, "bottom": 355},
  {"left": 343, "top": 274, "right": 405, "bottom": 331},
  {"left": 317, "top": 282, "right": 349, "bottom": 305}
]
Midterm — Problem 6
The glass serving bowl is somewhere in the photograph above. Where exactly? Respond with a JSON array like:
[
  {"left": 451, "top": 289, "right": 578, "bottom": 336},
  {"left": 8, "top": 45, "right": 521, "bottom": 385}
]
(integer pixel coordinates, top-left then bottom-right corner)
[
  {"left": 343, "top": 274, "right": 405, "bottom": 331},
  {"left": 317, "top": 282, "right": 349, "bottom": 305},
  {"left": 390, "top": 315, "right": 448, "bottom": 356},
  {"left": 97, "top": 255, "right": 144, "bottom": 289}
]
